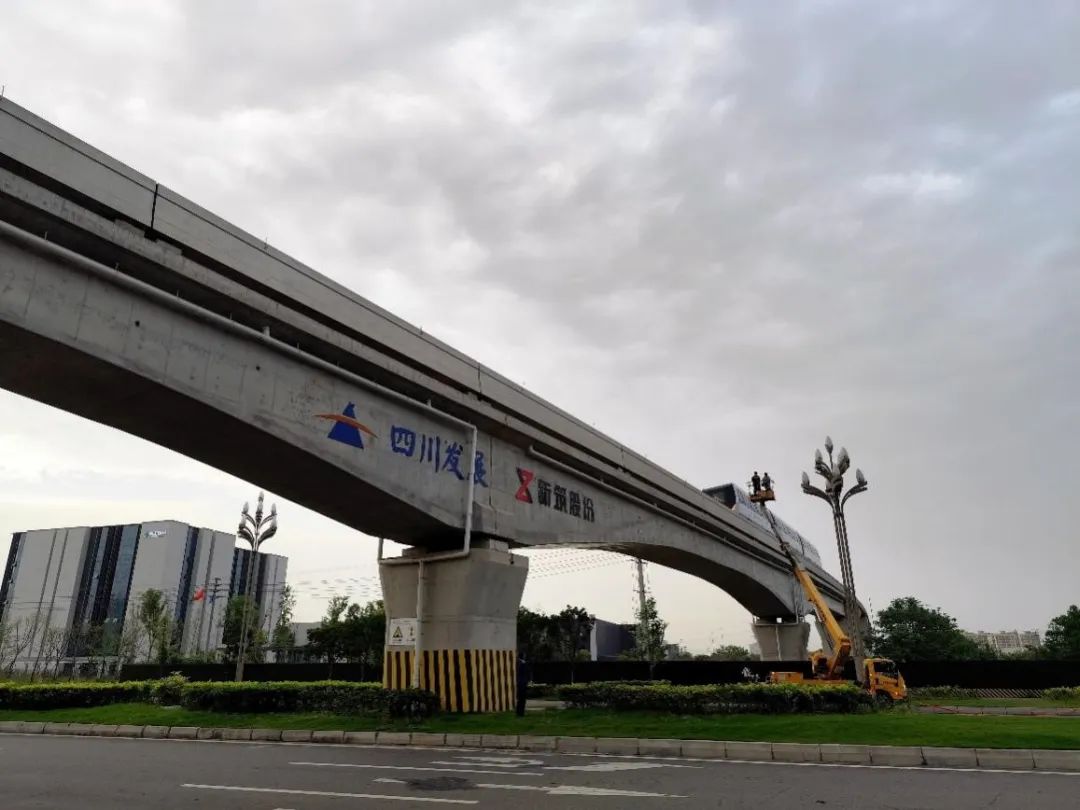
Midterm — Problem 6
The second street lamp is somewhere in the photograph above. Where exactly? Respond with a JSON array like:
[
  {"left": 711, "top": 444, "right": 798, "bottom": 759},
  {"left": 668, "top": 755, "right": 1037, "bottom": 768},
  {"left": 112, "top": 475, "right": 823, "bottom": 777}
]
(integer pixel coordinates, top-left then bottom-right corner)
[
  {"left": 801, "top": 436, "right": 869, "bottom": 673},
  {"left": 234, "top": 491, "right": 277, "bottom": 682}
]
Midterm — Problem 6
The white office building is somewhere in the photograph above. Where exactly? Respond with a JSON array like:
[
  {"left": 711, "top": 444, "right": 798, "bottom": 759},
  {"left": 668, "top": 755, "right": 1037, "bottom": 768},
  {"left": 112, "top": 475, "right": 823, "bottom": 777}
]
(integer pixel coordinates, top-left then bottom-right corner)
[{"left": 0, "top": 520, "right": 287, "bottom": 673}]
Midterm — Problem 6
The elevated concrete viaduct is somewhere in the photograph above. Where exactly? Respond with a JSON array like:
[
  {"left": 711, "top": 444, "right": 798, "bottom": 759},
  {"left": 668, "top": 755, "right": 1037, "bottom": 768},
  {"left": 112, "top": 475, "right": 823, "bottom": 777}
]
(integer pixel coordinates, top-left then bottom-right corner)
[{"left": 0, "top": 98, "right": 863, "bottom": 708}]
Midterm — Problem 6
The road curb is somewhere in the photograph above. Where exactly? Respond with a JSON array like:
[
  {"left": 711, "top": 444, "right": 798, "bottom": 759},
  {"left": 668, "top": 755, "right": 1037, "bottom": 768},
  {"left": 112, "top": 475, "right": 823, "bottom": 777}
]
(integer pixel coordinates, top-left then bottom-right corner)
[{"left": 1, "top": 722, "right": 1077, "bottom": 771}]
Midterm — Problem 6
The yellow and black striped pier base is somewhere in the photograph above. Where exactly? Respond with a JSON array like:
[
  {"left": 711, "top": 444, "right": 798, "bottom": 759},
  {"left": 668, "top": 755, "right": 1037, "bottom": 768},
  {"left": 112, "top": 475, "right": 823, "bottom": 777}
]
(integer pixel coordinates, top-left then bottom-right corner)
[{"left": 384, "top": 649, "right": 516, "bottom": 713}]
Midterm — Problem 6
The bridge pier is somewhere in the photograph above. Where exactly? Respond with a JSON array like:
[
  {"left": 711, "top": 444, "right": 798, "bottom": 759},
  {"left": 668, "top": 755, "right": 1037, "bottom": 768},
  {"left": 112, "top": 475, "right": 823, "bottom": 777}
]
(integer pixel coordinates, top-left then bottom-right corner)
[
  {"left": 751, "top": 617, "right": 811, "bottom": 662},
  {"left": 379, "top": 540, "right": 528, "bottom": 712}
]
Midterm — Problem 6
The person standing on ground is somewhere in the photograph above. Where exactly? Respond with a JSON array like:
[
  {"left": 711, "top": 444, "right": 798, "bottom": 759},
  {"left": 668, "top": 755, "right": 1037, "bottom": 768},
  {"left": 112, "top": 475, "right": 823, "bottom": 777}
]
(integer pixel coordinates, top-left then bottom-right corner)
[{"left": 515, "top": 652, "right": 530, "bottom": 717}]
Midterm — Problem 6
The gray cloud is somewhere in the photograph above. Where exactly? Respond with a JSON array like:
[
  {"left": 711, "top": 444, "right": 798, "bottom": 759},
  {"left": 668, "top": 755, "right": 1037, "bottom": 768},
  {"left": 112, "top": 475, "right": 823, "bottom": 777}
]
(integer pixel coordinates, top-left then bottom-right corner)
[{"left": 1, "top": 0, "right": 1078, "bottom": 645}]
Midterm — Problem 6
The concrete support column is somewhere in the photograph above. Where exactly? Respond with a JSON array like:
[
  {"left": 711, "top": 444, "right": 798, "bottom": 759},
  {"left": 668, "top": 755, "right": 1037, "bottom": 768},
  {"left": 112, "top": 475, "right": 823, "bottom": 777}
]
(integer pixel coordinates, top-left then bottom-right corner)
[
  {"left": 379, "top": 541, "right": 528, "bottom": 712},
  {"left": 751, "top": 617, "right": 810, "bottom": 662}
]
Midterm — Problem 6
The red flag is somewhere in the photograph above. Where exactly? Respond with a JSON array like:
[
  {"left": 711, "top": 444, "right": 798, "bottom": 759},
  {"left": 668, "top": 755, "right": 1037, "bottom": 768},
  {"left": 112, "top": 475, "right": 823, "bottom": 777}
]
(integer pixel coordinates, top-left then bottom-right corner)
[{"left": 192, "top": 587, "right": 206, "bottom": 602}]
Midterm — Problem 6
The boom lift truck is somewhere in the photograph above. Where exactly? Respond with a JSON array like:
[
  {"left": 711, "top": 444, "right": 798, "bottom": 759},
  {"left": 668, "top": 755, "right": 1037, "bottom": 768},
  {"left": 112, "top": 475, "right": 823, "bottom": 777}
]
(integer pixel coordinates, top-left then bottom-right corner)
[{"left": 750, "top": 479, "right": 907, "bottom": 703}]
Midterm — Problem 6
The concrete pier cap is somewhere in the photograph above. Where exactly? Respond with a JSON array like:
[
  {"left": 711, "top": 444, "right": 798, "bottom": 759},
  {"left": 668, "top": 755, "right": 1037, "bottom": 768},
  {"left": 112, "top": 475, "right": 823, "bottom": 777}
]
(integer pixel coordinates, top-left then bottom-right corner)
[
  {"left": 379, "top": 540, "right": 528, "bottom": 712},
  {"left": 752, "top": 617, "right": 811, "bottom": 662}
]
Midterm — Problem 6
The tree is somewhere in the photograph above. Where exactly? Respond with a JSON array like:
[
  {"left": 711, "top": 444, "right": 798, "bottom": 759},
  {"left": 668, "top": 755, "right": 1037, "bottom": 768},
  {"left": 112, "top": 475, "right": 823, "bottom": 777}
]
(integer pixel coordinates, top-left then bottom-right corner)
[
  {"left": 516, "top": 607, "right": 556, "bottom": 663},
  {"left": 115, "top": 621, "right": 144, "bottom": 671},
  {"left": 0, "top": 620, "right": 14, "bottom": 674},
  {"left": 341, "top": 600, "right": 386, "bottom": 679},
  {"left": 709, "top": 644, "right": 753, "bottom": 661},
  {"left": 136, "top": 589, "right": 175, "bottom": 667},
  {"left": 305, "top": 598, "right": 386, "bottom": 678},
  {"left": 1002, "top": 646, "right": 1045, "bottom": 660},
  {"left": 271, "top": 585, "right": 297, "bottom": 661},
  {"left": 39, "top": 627, "right": 70, "bottom": 678},
  {"left": 306, "top": 596, "right": 349, "bottom": 675},
  {"left": 631, "top": 595, "right": 668, "bottom": 675},
  {"left": 549, "top": 606, "right": 593, "bottom": 681},
  {"left": 0, "top": 618, "right": 35, "bottom": 675},
  {"left": 870, "top": 597, "right": 990, "bottom": 661},
  {"left": 1044, "top": 606, "right": 1080, "bottom": 660},
  {"left": 221, "top": 596, "right": 264, "bottom": 663}
]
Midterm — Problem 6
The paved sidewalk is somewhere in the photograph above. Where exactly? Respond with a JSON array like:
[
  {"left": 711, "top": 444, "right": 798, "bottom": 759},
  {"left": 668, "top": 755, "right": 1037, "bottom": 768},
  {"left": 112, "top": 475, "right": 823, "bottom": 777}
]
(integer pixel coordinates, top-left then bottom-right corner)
[{"left": 3, "top": 720, "right": 1080, "bottom": 772}]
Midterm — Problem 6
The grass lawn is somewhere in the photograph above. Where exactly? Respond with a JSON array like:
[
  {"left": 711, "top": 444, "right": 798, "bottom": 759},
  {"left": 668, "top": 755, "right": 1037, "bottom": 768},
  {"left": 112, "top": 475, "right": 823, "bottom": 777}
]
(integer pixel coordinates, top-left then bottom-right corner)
[
  {"left": 2, "top": 704, "right": 1080, "bottom": 749},
  {"left": 911, "top": 697, "right": 1080, "bottom": 709}
]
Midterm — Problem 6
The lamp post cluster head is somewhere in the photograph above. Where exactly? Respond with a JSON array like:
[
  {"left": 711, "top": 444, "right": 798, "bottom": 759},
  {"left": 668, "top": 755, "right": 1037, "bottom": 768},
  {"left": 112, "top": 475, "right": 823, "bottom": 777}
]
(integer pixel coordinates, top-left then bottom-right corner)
[
  {"left": 238, "top": 491, "right": 277, "bottom": 549},
  {"left": 801, "top": 435, "right": 868, "bottom": 509}
]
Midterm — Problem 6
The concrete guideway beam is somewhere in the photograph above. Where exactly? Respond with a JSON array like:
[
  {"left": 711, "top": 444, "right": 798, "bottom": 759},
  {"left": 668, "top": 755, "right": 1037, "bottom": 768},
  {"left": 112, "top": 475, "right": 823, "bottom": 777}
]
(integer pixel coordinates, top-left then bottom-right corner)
[
  {"left": 0, "top": 95, "right": 866, "bottom": 628},
  {"left": 0, "top": 222, "right": 821, "bottom": 619}
]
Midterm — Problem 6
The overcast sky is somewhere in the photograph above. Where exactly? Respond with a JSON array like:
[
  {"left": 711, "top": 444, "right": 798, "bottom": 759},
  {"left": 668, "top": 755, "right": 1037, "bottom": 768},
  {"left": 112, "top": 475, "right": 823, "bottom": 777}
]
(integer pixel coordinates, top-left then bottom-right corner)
[{"left": 1, "top": 1, "right": 1078, "bottom": 651}]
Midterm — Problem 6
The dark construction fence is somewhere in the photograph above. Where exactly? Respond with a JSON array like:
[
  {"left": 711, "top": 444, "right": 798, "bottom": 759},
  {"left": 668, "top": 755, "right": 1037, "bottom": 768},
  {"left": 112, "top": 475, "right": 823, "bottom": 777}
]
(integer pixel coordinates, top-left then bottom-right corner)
[{"left": 120, "top": 659, "right": 1080, "bottom": 689}]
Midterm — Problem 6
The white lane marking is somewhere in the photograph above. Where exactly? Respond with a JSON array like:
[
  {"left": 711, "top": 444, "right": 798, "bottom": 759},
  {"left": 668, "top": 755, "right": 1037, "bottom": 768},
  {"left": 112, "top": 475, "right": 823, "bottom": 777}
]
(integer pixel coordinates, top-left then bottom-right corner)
[
  {"left": 374, "top": 778, "right": 686, "bottom": 799},
  {"left": 290, "top": 761, "right": 543, "bottom": 777},
  {"left": 448, "top": 755, "right": 545, "bottom": 766},
  {"left": 480, "top": 784, "right": 688, "bottom": 798},
  {"left": 182, "top": 783, "right": 477, "bottom": 804},
  {"left": 536, "top": 749, "right": 1080, "bottom": 777},
  {"left": 546, "top": 761, "right": 701, "bottom": 772},
  {"left": 432, "top": 761, "right": 528, "bottom": 768}
]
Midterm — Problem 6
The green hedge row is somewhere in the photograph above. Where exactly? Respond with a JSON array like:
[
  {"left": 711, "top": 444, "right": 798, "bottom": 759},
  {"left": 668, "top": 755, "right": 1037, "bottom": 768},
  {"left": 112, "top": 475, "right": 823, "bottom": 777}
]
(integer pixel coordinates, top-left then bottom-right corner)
[
  {"left": 178, "top": 681, "right": 438, "bottom": 718},
  {"left": 908, "top": 686, "right": 974, "bottom": 699},
  {"left": 1042, "top": 686, "right": 1080, "bottom": 701},
  {"left": 910, "top": 685, "right": 1080, "bottom": 701},
  {"left": 527, "top": 680, "right": 669, "bottom": 700},
  {"left": 0, "top": 679, "right": 439, "bottom": 719},
  {"left": 0, "top": 681, "right": 154, "bottom": 709},
  {"left": 557, "top": 682, "right": 873, "bottom": 714}
]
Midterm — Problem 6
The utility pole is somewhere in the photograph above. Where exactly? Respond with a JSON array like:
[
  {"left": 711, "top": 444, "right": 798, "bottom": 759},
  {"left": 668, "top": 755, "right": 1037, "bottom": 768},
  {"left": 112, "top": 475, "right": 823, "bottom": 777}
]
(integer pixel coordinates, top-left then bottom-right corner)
[
  {"left": 202, "top": 578, "right": 226, "bottom": 655},
  {"left": 630, "top": 557, "right": 648, "bottom": 665},
  {"left": 635, "top": 557, "right": 649, "bottom": 649}
]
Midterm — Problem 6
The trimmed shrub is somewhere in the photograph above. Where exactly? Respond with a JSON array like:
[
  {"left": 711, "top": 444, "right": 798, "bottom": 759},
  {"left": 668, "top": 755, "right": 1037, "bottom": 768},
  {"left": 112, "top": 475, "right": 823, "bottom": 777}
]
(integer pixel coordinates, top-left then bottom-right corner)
[
  {"left": 385, "top": 688, "right": 441, "bottom": 721},
  {"left": 150, "top": 673, "right": 189, "bottom": 705},
  {"left": 1044, "top": 686, "right": 1080, "bottom": 701},
  {"left": 557, "top": 681, "right": 872, "bottom": 714},
  {"left": 177, "top": 680, "right": 439, "bottom": 718},
  {"left": 0, "top": 681, "right": 154, "bottom": 709},
  {"left": 526, "top": 683, "right": 559, "bottom": 700},
  {"left": 0, "top": 679, "right": 439, "bottom": 719},
  {"left": 527, "top": 680, "right": 669, "bottom": 700},
  {"left": 908, "top": 686, "right": 980, "bottom": 700}
]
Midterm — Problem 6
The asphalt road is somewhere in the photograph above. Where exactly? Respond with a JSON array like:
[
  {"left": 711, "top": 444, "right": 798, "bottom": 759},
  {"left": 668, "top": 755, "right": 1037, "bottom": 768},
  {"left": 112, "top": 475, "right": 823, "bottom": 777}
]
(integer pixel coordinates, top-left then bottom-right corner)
[{"left": 1, "top": 733, "right": 1077, "bottom": 809}]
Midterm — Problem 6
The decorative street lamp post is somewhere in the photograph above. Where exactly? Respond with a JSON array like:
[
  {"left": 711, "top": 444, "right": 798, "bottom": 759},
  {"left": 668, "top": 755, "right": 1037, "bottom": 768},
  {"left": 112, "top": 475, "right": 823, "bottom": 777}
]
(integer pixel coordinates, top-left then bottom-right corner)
[
  {"left": 234, "top": 491, "right": 277, "bottom": 682},
  {"left": 801, "top": 437, "right": 869, "bottom": 673}
]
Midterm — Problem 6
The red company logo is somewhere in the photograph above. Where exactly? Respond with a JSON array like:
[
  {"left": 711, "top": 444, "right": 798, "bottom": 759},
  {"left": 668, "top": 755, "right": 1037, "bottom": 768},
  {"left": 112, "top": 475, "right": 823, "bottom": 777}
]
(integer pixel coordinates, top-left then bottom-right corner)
[{"left": 515, "top": 467, "right": 535, "bottom": 503}]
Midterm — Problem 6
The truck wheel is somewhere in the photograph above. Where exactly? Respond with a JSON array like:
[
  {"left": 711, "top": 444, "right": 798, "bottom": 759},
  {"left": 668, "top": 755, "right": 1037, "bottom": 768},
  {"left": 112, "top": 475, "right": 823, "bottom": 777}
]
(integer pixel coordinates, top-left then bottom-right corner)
[{"left": 875, "top": 693, "right": 894, "bottom": 710}]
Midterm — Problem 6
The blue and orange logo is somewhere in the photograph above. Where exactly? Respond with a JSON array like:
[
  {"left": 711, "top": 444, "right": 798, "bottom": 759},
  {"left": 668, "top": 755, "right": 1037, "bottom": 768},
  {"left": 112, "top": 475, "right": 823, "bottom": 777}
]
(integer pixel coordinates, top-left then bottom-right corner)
[{"left": 316, "top": 402, "right": 377, "bottom": 449}]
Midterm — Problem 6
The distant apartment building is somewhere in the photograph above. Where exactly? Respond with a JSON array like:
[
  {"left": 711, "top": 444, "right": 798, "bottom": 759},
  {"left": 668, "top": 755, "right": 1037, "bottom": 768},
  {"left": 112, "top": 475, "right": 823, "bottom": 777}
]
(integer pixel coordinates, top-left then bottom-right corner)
[
  {"left": 964, "top": 629, "right": 1041, "bottom": 656},
  {"left": 0, "top": 520, "right": 288, "bottom": 672}
]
